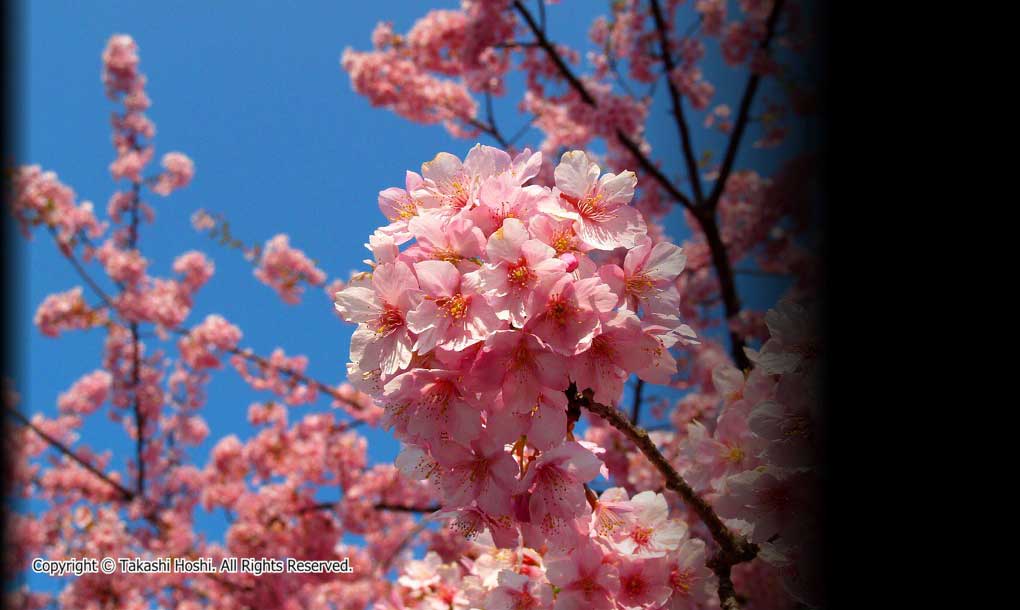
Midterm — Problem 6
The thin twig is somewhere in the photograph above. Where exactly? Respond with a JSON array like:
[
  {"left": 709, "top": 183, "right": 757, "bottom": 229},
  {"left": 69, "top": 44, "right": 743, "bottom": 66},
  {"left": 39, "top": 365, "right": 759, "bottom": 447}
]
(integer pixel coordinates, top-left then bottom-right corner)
[
  {"left": 630, "top": 378, "right": 645, "bottom": 424},
  {"left": 127, "top": 179, "right": 146, "bottom": 497},
  {"left": 649, "top": 0, "right": 705, "bottom": 204},
  {"left": 47, "top": 227, "right": 117, "bottom": 311},
  {"left": 574, "top": 388, "right": 757, "bottom": 609},
  {"left": 507, "top": 114, "right": 538, "bottom": 147},
  {"left": 6, "top": 406, "right": 135, "bottom": 500},
  {"left": 511, "top": 0, "right": 697, "bottom": 212},
  {"left": 705, "top": 0, "right": 786, "bottom": 209}
]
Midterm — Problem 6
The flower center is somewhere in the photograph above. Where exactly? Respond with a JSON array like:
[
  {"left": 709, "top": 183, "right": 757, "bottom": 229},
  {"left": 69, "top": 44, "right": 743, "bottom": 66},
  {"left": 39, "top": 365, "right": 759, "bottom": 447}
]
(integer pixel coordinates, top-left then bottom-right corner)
[
  {"left": 436, "top": 293, "right": 470, "bottom": 319},
  {"left": 578, "top": 576, "right": 600, "bottom": 594},
  {"left": 623, "top": 574, "right": 646, "bottom": 597},
  {"left": 545, "top": 295, "right": 572, "bottom": 325},
  {"left": 551, "top": 229, "right": 575, "bottom": 255},
  {"left": 631, "top": 526, "right": 653, "bottom": 546},
  {"left": 626, "top": 273, "right": 655, "bottom": 297},
  {"left": 671, "top": 568, "right": 693, "bottom": 594},
  {"left": 446, "top": 179, "right": 470, "bottom": 209},
  {"left": 375, "top": 305, "right": 404, "bottom": 335},
  {"left": 512, "top": 343, "right": 533, "bottom": 369},
  {"left": 433, "top": 248, "right": 462, "bottom": 264},
  {"left": 513, "top": 592, "right": 537, "bottom": 610},
  {"left": 784, "top": 415, "right": 811, "bottom": 438},
  {"left": 390, "top": 197, "right": 417, "bottom": 221},
  {"left": 590, "top": 334, "right": 614, "bottom": 359},
  {"left": 507, "top": 258, "right": 534, "bottom": 288},
  {"left": 572, "top": 192, "right": 613, "bottom": 222},
  {"left": 491, "top": 201, "right": 517, "bottom": 226}
]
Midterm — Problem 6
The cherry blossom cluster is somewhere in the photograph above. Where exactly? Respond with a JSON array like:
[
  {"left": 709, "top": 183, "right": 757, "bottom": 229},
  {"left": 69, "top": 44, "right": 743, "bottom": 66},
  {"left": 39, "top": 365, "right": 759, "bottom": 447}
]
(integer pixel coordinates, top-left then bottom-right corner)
[
  {"left": 373, "top": 489, "right": 718, "bottom": 610},
  {"left": 365, "top": 298, "right": 823, "bottom": 610},
  {"left": 253, "top": 234, "right": 328, "bottom": 304},
  {"left": 334, "top": 144, "right": 708, "bottom": 577}
]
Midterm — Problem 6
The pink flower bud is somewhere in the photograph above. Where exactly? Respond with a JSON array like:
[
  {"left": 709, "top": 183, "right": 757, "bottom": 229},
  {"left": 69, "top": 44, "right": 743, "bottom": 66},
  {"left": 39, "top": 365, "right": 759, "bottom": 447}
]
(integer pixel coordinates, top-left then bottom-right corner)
[{"left": 560, "top": 252, "right": 579, "bottom": 272}]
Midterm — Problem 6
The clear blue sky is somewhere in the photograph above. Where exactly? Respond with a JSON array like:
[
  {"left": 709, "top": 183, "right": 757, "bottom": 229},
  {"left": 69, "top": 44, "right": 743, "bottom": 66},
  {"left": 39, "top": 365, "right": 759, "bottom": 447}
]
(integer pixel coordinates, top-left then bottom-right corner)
[{"left": 13, "top": 0, "right": 796, "bottom": 592}]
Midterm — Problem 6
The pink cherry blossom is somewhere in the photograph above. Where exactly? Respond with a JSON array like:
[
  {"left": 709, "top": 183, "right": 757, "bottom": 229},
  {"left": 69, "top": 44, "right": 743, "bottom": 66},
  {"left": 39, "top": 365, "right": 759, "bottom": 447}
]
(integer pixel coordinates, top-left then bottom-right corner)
[
  {"left": 484, "top": 570, "right": 553, "bottom": 610},
  {"left": 542, "top": 151, "right": 646, "bottom": 250},
  {"left": 599, "top": 237, "right": 687, "bottom": 311},
  {"left": 664, "top": 539, "right": 717, "bottom": 609},
  {"left": 254, "top": 233, "right": 327, "bottom": 304},
  {"left": 469, "top": 330, "right": 568, "bottom": 413},
  {"left": 476, "top": 218, "right": 568, "bottom": 327},
  {"left": 151, "top": 152, "right": 195, "bottom": 196},
  {"left": 544, "top": 540, "right": 619, "bottom": 610},
  {"left": 615, "top": 557, "right": 673, "bottom": 610},
  {"left": 406, "top": 260, "right": 502, "bottom": 353},
  {"left": 432, "top": 433, "right": 518, "bottom": 514},
  {"left": 335, "top": 261, "right": 422, "bottom": 375},
  {"left": 521, "top": 442, "right": 603, "bottom": 545}
]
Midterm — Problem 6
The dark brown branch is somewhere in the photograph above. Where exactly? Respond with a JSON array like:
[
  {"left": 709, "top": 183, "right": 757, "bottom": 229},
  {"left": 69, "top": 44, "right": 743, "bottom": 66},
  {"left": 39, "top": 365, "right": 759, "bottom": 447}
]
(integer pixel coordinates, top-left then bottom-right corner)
[
  {"left": 130, "top": 319, "right": 144, "bottom": 495},
  {"left": 376, "top": 503, "right": 441, "bottom": 513},
  {"left": 165, "top": 326, "right": 368, "bottom": 413},
  {"left": 128, "top": 180, "right": 146, "bottom": 497},
  {"left": 494, "top": 41, "right": 539, "bottom": 49},
  {"left": 649, "top": 0, "right": 705, "bottom": 205},
  {"left": 47, "top": 229, "right": 369, "bottom": 418},
  {"left": 9, "top": 403, "right": 254, "bottom": 593},
  {"left": 571, "top": 389, "right": 757, "bottom": 565},
  {"left": 705, "top": 0, "right": 785, "bottom": 210},
  {"left": 511, "top": 1, "right": 698, "bottom": 209},
  {"left": 708, "top": 559, "right": 741, "bottom": 610},
  {"left": 222, "top": 346, "right": 366, "bottom": 411},
  {"left": 465, "top": 115, "right": 509, "bottom": 148},
  {"left": 381, "top": 520, "right": 429, "bottom": 573},
  {"left": 696, "top": 211, "right": 751, "bottom": 370},
  {"left": 508, "top": 114, "right": 538, "bottom": 147},
  {"left": 297, "top": 502, "right": 440, "bottom": 514},
  {"left": 5, "top": 405, "right": 135, "bottom": 501},
  {"left": 513, "top": 0, "right": 756, "bottom": 368},
  {"left": 483, "top": 91, "right": 510, "bottom": 148},
  {"left": 48, "top": 227, "right": 118, "bottom": 311},
  {"left": 630, "top": 378, "right": 645, "bottom": 424}
]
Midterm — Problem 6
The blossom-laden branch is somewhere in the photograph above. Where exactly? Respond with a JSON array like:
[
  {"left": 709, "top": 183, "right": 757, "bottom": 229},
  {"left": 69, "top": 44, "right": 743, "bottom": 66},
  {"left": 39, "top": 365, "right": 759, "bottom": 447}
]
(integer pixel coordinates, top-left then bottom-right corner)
[
  {"left": 511, "top": 0, "right": 697, "bottom": 212},
  {"left": 571, "top": 388, "right": 757, "bottom": 609},
  {"left": 510, "top": 0, "right": 786, "bottom": 370},
  {"left": 35, "top": 191, "right": 370, "bottom": 416},
  {"left": 5, "top": 405, "right": 135, "bottom": 501}
]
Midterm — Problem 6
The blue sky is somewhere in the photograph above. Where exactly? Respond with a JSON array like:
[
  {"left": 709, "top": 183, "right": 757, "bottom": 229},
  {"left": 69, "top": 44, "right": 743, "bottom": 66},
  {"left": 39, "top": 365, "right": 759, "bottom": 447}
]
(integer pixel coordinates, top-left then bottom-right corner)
[{"left": 13, "top": 0, "right": 798, "bottom": 592}]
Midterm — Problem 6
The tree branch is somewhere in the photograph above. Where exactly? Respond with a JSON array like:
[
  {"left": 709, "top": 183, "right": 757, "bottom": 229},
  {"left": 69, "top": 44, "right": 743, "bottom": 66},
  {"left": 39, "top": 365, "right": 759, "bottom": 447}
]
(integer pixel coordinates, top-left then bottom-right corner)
[
  {"left": 630, "top": 378, "right": 645, "bottom": 424},
  {"left": 511, "top": 0, "right": 697, "bottom": 211},
  {"left": 125, "top": 178, "right": 147, "bottom": 497},
  {"left": 190, "top": 332, "right": 369, "bottom": 413},
  {"left": 513, "top": 0, "right": 753, "bottom": 368},
  {"left": 697, "top": 211, "right": 751, "bottom": 370},
  {"left": 649, "top": 0, "right": 705, "bottom": 205},
  {"left": 708, "top": 559, "right": 741, "bottom": 610},
  {"left": 705, "top": 0, "right": 785, "bottom": 209},
  {"left": 6, "top": 405, "right": 135, "bottom": 501},
  {"left": 465, "top": 115, "right": 509, "bottom": 148},
  {"left": 570, "top": 388, "right": 756, "bottom": 565},
  {"left": 48, "top": 227, "right": 118, "bottom": 311},
  {"left": 376, "top": 502, "right": 441, "bottom": 513}
]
